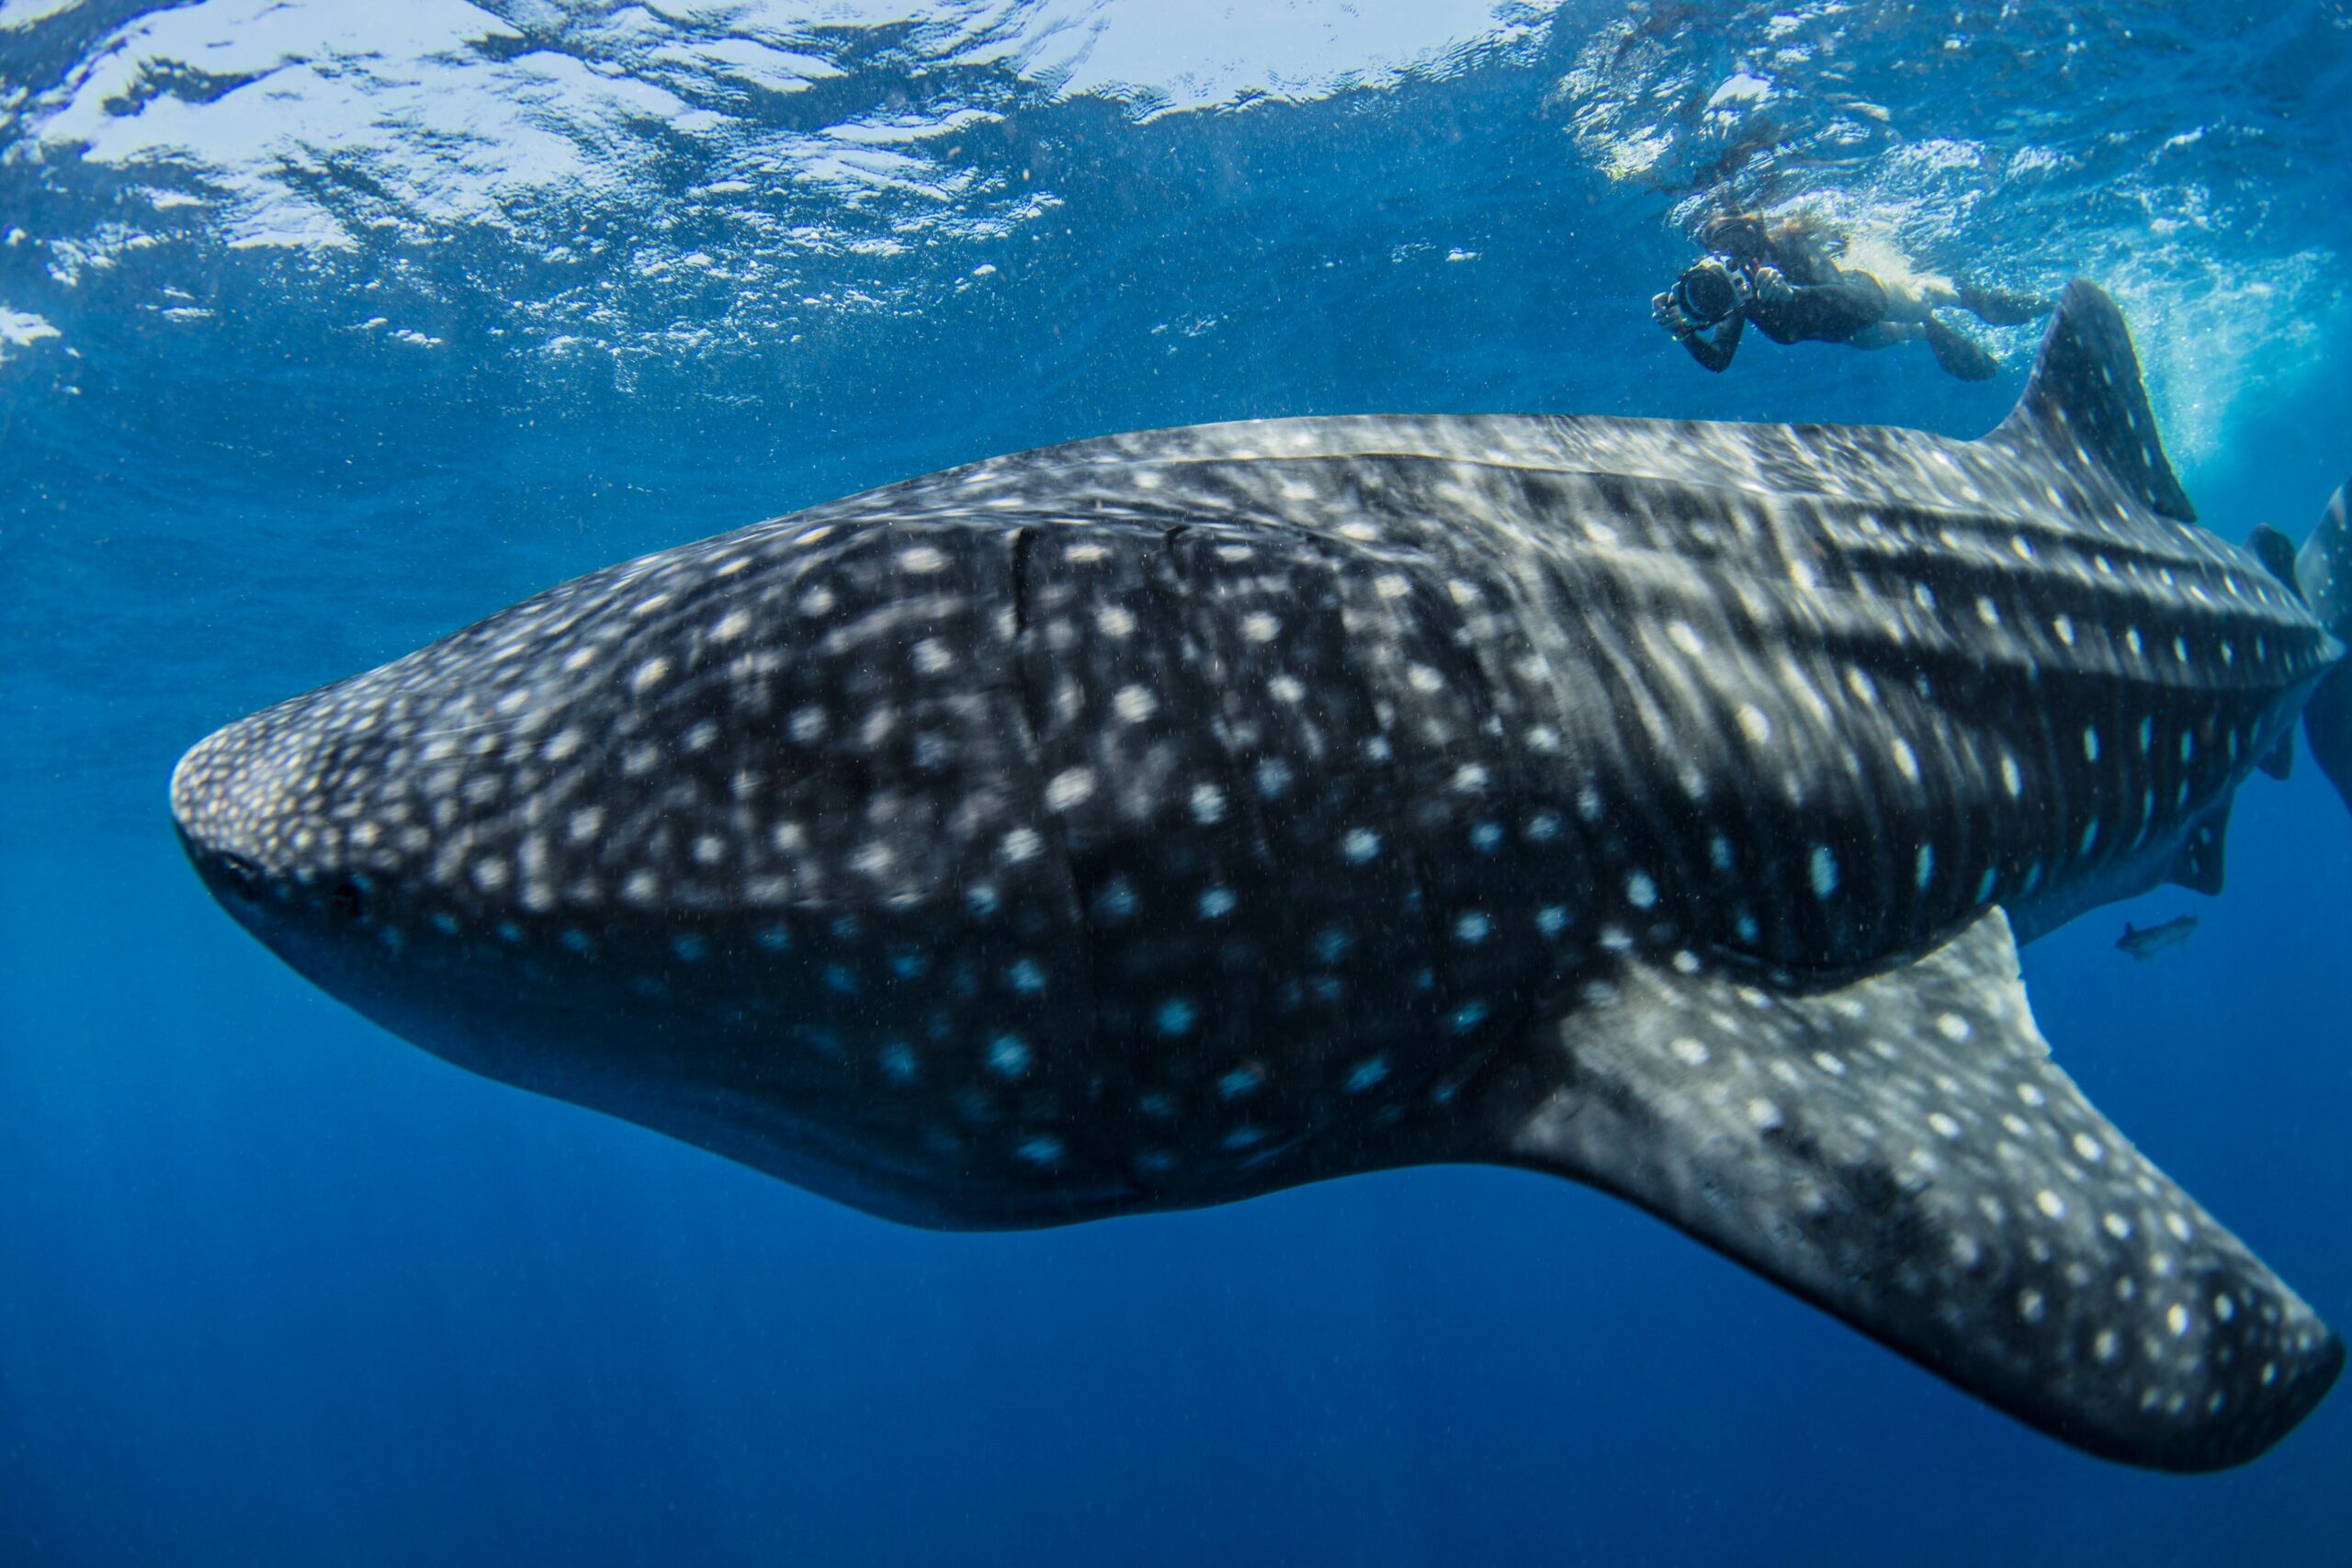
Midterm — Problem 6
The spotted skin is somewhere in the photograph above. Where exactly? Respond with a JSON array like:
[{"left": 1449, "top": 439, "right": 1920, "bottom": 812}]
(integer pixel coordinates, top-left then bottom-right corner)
[
  {"left": 1503, "top": 908, "right": 2336, "bottom": 1472},
  {"left": 173, "top": 283, "right": 2344, "bottom": 1468}
]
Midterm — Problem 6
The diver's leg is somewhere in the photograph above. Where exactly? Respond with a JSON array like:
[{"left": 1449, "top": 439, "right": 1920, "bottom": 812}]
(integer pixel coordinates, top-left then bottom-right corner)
[
  {"left": 1848, "top": 321, "right": 1922, "bottom": 351},
  {"left": 1953, "top": 283, "right": 2053, "bottom": 326},
  {"left": 1877, "top": 279, "right": 1956, "bottom": 325}
]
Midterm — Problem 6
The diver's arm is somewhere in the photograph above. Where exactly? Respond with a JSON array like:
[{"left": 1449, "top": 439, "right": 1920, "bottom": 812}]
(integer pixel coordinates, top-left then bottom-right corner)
[
  {"left": 1679, "top": 310, "right": 1742, "bottom": 372},
  {"left": 1748, "top": 264, "right": 1797, "bottom": 304},
  {"left": 1757, "top": 263, "right": 1869, "bottom": 316},
  {"left": 1755, "top": 265, "right": 1851, "bottom": 318}
]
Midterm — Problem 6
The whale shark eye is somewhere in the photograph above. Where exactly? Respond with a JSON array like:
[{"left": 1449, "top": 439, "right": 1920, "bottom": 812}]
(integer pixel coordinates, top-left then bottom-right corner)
[
  {"left": 213, "top": 852, "right": 262, "bottom": 899},
  {"left": 328, "top": 877, "right": 367, "bottom": 920}
]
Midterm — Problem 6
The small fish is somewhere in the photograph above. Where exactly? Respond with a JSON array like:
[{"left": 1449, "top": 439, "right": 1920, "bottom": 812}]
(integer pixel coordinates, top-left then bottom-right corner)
[{"left": 2117, "top": 913, "right": 2199, "bottom": 961}]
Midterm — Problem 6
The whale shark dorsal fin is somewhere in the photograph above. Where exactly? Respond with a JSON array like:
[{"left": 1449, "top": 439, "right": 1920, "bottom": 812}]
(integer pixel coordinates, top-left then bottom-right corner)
[
  {"left": 1498, "top": 908, "right": 2340, "bottom": 1470},
  {"left": 1987, "top": 279, "right": 2196, "bottom": 522}
]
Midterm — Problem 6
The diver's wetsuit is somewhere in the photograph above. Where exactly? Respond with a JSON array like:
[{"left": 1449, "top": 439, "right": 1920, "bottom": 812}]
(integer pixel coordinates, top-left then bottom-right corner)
[{"left": 1676, "top": 266, "right": 1894, "bottom": 372}]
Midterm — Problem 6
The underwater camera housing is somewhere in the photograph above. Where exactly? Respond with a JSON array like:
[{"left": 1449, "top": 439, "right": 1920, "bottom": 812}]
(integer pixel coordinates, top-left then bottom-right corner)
[{"left": 1672, "top": 256, "right": 1743, "bottom": 327}]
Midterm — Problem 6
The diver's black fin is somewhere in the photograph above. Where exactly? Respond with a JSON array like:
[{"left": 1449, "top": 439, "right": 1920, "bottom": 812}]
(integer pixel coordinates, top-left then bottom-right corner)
[
  {"left": 2297, "top": 482, "right": 2352, "bottom": 817},
  {"left": 1925, "top": 317, "right": 1999, "bottom": 381},
  {"left": 1494, "top": 908, "right": 2339, "bottom": 1471},
  {"left": 1954, "top": 282, "right": 2053, "bottom": 328},
  {"left": 1986, "top": 280, "right": 2195, "bottom": 522},
  {"left": 2167, "top": 809, "right": 2231, "bottom": 895}
]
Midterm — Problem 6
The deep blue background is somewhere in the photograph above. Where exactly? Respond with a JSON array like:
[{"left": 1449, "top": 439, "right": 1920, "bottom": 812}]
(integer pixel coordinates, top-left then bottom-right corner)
[{"left": 5, "top": 3, "right": 2350, "bottom": 1563}]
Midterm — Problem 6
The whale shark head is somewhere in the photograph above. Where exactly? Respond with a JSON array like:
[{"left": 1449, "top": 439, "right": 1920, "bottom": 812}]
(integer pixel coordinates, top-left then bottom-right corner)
[{"left": 169, "top": 525, "right": 1155, "bottom": 1224}]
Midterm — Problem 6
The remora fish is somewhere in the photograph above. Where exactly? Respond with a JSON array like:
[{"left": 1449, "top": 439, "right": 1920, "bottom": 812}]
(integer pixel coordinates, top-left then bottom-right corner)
[
  {"left": 2118, "top": 914, "right": 2199, "bottom": 961},
  {"left": 173, "top": 282, "right": 2352, "bottom": 1470}
]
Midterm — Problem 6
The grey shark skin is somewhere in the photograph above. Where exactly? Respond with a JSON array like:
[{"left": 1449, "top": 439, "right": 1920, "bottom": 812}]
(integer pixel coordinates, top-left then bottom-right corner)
[{"left": 174, "top": 283, "right": 2350, "bottom": 1472}]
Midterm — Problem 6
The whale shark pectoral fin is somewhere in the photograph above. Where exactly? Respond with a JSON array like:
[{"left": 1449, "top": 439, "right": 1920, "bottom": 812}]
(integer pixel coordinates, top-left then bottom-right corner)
[
  {"left": 2246, "top": 524, "right": 2305, "bottom": 597},
  {"left": 1985, "top": 280, "right": 2195, "bottom": 522},
  {"left": 1498, "top": 908, "right": 2339, "bottom": 1471},
  {"left": 2245, "top": 522, "right": 2308, "bottom": 778}
]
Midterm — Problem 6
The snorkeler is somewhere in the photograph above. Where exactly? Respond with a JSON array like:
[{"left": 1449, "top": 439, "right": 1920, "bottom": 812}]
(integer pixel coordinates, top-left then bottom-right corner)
[{"left": 1651, "top": 214, "right": 2051, "bottom": 380}]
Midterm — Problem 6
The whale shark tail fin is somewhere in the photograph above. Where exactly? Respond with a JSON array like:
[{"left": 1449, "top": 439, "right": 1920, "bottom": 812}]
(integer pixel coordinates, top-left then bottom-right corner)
[
  {"left": 1985, "top": 279, "right": 2197, "bottom": 522},
  {"left": 1493, "top": 908, "right": 2340, "bottom": 1472},
  {"left": 2296, "top": 480, "right": 2352, "bottom": 816}
]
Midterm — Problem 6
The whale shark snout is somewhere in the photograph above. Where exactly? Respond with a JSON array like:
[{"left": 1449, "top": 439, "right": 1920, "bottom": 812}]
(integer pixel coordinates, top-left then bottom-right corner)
[{"left": 172, "top": 702, "right": 337, "bottom": 911}]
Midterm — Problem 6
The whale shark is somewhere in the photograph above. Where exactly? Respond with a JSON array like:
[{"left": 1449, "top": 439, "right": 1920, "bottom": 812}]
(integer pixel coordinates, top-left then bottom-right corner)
[{"left": 172, "top": 282, "right": 2351, "bottom": 1471}]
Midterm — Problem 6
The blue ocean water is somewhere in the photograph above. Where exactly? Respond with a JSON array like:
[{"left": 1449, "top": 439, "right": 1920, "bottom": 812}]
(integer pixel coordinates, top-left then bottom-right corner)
[{"left": 5, "top": 1, "right": 2351, "bottom": 1562}]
